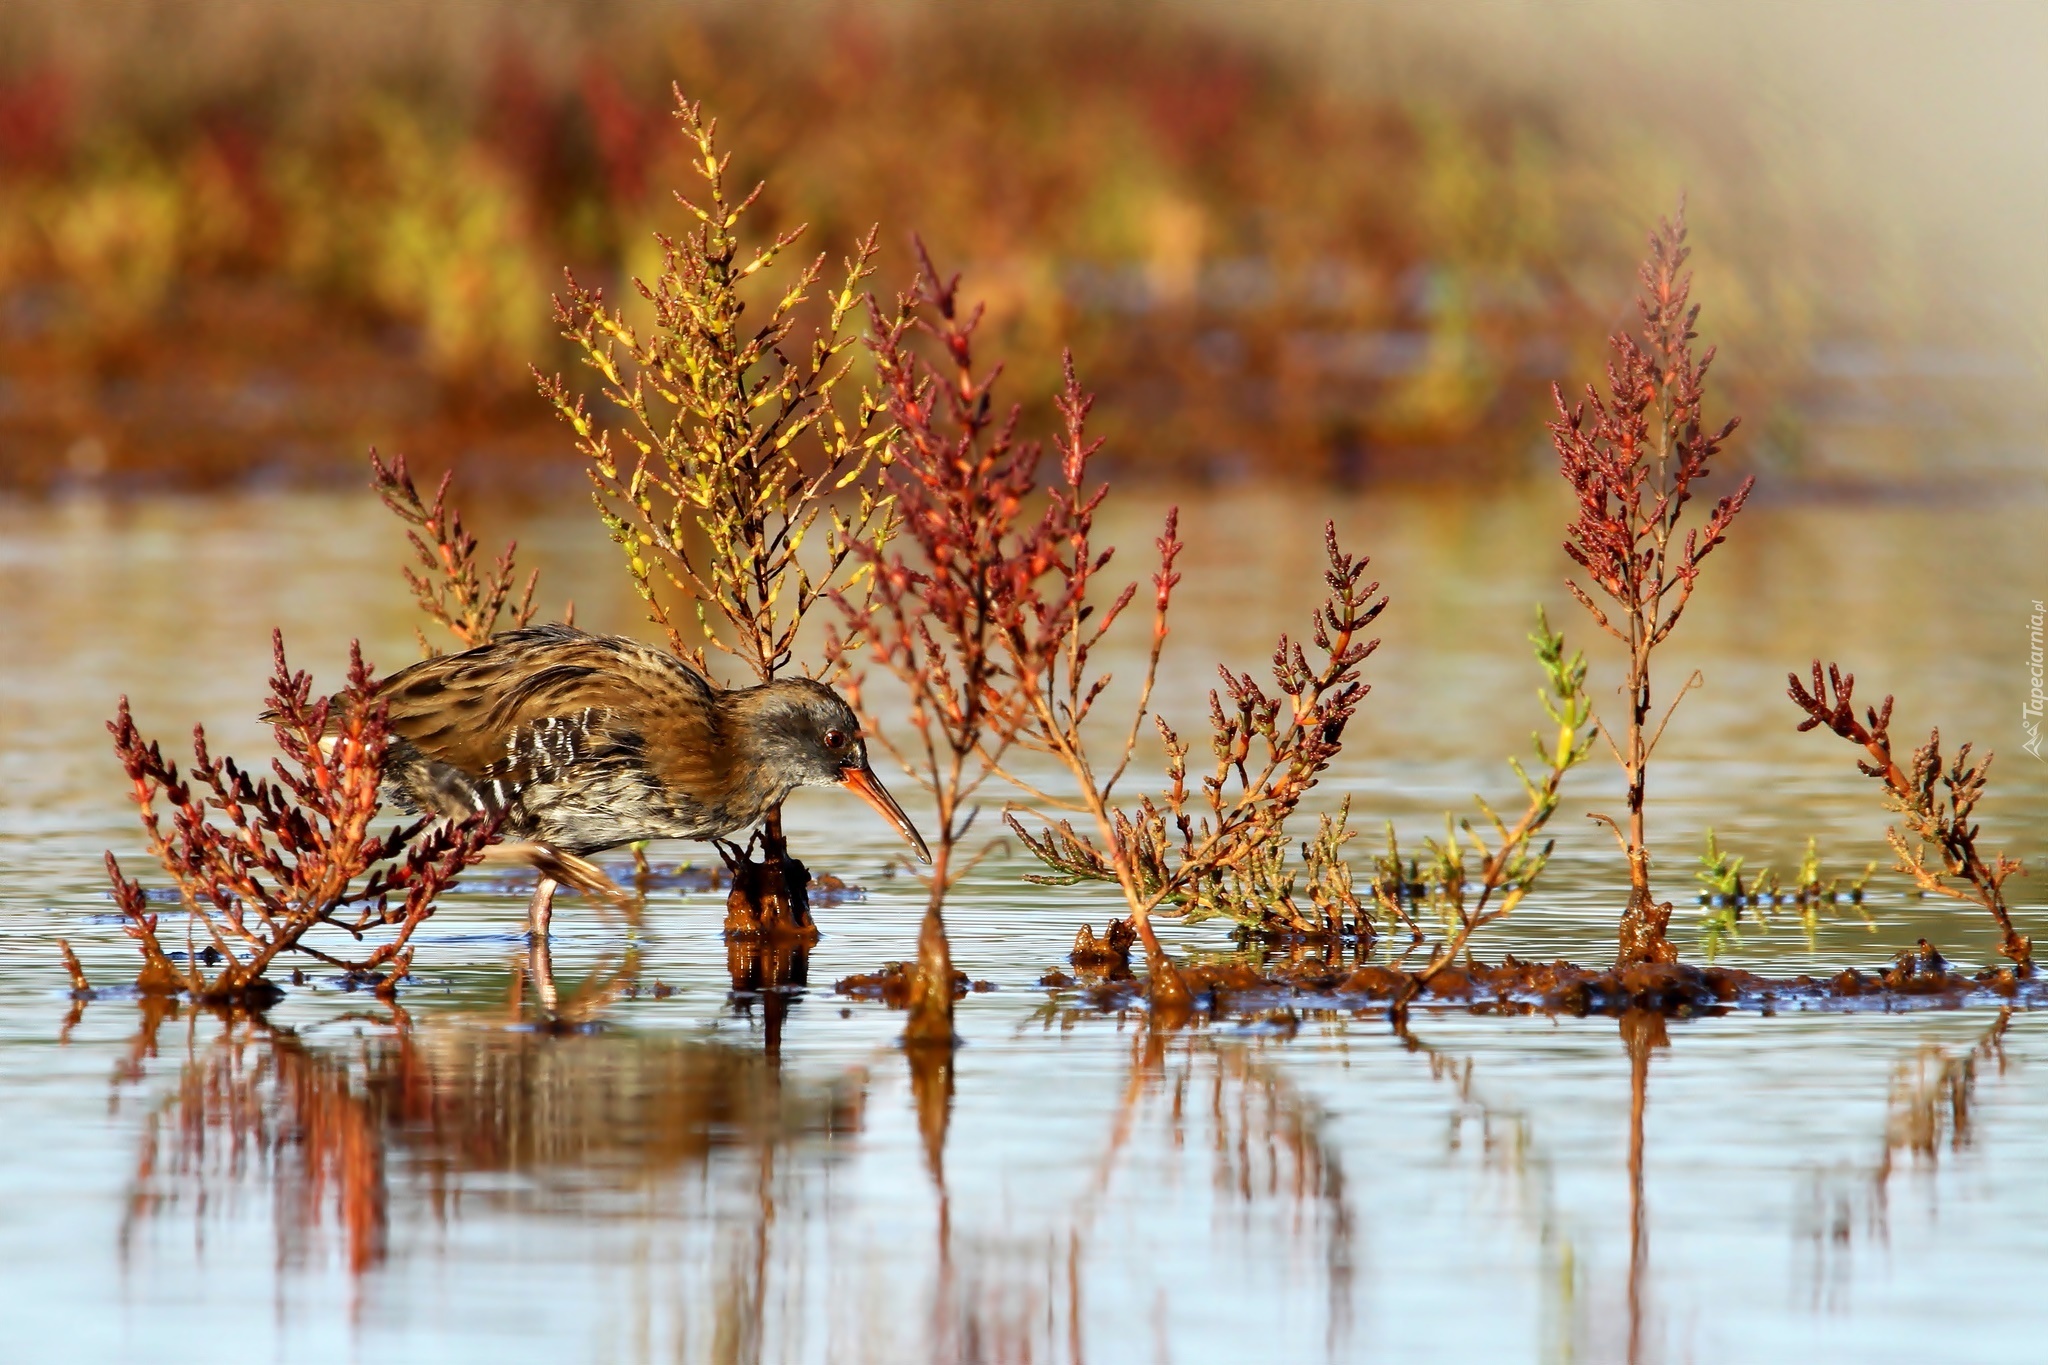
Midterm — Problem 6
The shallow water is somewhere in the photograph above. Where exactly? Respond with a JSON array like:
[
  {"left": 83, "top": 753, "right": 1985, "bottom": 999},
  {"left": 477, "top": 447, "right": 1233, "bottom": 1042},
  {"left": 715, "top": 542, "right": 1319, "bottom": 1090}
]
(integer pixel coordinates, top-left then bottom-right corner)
[{"left": 0, "top": 484, "right": 2043, "bottom": 1363}]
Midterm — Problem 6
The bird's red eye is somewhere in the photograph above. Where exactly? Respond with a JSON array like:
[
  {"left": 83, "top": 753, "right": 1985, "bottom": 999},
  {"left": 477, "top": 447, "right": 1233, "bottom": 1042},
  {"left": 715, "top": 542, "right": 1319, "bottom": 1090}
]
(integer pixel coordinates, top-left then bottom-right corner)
[{"left": 824, "top": 728, "right": 849, "bottom": 750}]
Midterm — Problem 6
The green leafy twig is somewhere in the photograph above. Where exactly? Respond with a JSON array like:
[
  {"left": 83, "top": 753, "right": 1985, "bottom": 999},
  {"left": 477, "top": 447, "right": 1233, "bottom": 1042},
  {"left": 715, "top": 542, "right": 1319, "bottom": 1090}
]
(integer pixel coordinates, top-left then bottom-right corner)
[{"left": 1407, "top": 608, "right": 1594, "bottom": 990}]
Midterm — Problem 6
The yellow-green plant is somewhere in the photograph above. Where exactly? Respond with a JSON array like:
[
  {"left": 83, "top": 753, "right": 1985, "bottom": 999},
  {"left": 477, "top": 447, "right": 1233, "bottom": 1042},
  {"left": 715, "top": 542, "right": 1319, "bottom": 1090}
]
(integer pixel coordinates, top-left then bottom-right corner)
[
  {"left": 1196, "top": 798, "right": 1372, "bottom": 945},
  {"left": 537, "top": 91, "right": 894, "bottom": 933},
  {"left": 1369, "top": 823, "right": 1430, "bottom": 942},
  {"left": 1405, "top": 609, "right": 1594, "bottom": 986},
  {"left": 1695, "top": 828, "right": 1751, "bottom": 902},
  {"left": 1793, "top": 837, "right": 1876, "bottom": 905},
  {"left": 541, "top": 90, "right": 891, "bottom": 681},
  {"left": 1694, "top": 829, "right": 1879, "bottom": 957},
  {"left": 1698, "top": 830, "right": 1874, "bottom": 909}
]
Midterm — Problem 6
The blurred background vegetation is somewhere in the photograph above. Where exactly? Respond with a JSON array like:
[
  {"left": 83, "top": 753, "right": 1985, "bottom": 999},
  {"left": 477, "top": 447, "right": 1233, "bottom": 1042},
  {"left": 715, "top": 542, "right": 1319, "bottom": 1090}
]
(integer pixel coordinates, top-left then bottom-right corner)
[{"left": 0, "top": 0, "right": 2041, "bottom": 492}]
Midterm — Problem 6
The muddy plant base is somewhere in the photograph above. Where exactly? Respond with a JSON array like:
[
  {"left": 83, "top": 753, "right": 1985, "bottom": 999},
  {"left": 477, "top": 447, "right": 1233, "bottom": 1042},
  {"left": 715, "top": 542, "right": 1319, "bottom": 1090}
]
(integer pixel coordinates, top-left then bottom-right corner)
[
  {"left": 1041, "top": 950, "right": 2047, "bottom": 1018},
  {"left": 1615, "top": 891, "right": 1680, "bottom": 967},
  {"left": 723, "top": 852, "right": 820, "bottom": 945},
  {"left": 1069, "top": 919, "right": 1137, "bottom": 975},
  {"left": 835, "top": 962, "right": 996, "bottom": 1008}
]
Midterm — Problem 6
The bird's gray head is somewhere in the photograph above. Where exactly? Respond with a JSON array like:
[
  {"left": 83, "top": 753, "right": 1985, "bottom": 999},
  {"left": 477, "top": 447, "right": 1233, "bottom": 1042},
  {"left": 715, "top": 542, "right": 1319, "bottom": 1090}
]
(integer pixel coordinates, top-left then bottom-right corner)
[{"left": 739, "top": 679, "right": 931, "bottom": 862}]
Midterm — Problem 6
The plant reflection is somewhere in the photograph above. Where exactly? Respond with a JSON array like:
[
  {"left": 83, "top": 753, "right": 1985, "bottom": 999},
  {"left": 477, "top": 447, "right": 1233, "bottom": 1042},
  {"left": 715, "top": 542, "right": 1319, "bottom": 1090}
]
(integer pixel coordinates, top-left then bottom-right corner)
[
  {"left": 1796, "top": 1008, "right": 2014, "bottom": 1311},
  {"left": 1620, "top": 1010, "right": 1667, "bottom": 1365},
  {"left": 113, "top": 991, "right": 1358, "bottom": 1361},
  {"left": 115, "top": 991, "right": 866, "bottom": 1288},
  {"left": 106, "top": 979, "right": 2023, "bottom": 1357},
  {"left": 1394, "top": 1009, "right": 1671, "bottom": 1364},
  {"left": 1395, "top": 1017, "right": 1586, "bottom": 1362},
  {"left": 724, "top": 937, "right": 809, "bottom": 1062},
  {"left": 908, "top": 1010, "right": 1361, "bottom": 1361}
]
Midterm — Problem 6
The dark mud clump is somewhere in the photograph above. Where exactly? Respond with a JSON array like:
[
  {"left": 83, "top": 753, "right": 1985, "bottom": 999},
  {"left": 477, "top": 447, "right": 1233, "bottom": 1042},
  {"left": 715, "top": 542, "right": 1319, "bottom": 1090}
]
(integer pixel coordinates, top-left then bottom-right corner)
[
  {"left": 835, "top": 962, "right": 995, "bottom": 1007},
  {"left": 1037, "top": 919, "right": 1141, "bottom": 1004},
  {"left": 1044, "top": 943, "right": 2048, "bottom": 1018},
  {"left": 1068, "top": 920, "right": 1136, "bottom": 976},
  {"left": 808, "top": 872, "right": 866, "bottom": 906}
]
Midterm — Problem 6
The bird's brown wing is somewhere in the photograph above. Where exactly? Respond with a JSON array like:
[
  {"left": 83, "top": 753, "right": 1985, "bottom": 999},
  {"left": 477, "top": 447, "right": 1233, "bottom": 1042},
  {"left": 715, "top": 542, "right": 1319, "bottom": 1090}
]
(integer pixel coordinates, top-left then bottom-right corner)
[{"left": 369, "top": 625, "right": 729, "bottom": 809}]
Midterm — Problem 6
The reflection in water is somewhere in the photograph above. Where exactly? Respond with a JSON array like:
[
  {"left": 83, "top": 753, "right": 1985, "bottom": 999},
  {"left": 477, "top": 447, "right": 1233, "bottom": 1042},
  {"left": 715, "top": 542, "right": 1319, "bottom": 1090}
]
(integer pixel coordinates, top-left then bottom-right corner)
[
  {"left": 724, "top": 938, "right": 810, "bottom": 1062},
  {"left": 1796, "top": 1009, "right": 2015, "bottom": 1312},
  {"left": 1621, "top": 1011, "right": 1667, "bottom": 1365},
  {"left": 85, "top": 936, "right": 2034, "bottom": 1363},
  {"left": 519, "top": 938, "right": 640, "bottom": 1026},
  {"left": 913, "top": 1021, "right": 1357, "bottom": 1363},
  {"left": 113, "top": 997, "right": 1357, "bottom": 1362},
  {"left": 1398, "top": 1020, "right": 1590, "bottom": 1364},
  {"left": 117, "top": 999, "right": 867, "bottom": 1284},
  {"left": 121, "top": 1003, "right": 403, "bottom": 1277},
  {"left": 9, "top": 489, "right": 2045, "bottom": 1358},
  {"left": 1877, "top": 1009, "right": 2011, "bottom": 1176},
  {"left": 1397, "top": 1012, "right": 1676, "bottom": 1365}
]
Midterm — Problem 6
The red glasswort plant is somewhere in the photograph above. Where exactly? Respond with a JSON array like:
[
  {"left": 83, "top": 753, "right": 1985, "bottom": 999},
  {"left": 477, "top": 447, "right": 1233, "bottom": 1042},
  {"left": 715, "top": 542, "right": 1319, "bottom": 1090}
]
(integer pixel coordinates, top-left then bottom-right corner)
[
  {"left": 105, "top": 634, "right": 495, "bottom": 1006},
  {"left": 1550, "top": 207, "right": 1753, "bottom": 965},
  {"left": 1006, "top": 462, "right": 1384, "bottom": 1005},
  {"left": 827, "top": 246, "right": 1046, "bottom": 1045},
  {"left": 370, "top": 449, "right": 539, "bottom": 656},
  {"left": 826, "top": 247, "right": 1385, "bottom": 1010},
  {"left": 1789, "top": 661, "right": 2030, "bottom": 972},
  {"left": 978, "top": 363, "right": 1179, "bottom": 1003}
]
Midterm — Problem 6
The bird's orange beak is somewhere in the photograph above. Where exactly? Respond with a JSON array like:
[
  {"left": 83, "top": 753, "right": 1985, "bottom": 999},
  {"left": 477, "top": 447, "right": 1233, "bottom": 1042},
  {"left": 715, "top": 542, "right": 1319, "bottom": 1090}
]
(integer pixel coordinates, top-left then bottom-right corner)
[{"left": 840, "top": 763, "right": 932, "bottom": 864}]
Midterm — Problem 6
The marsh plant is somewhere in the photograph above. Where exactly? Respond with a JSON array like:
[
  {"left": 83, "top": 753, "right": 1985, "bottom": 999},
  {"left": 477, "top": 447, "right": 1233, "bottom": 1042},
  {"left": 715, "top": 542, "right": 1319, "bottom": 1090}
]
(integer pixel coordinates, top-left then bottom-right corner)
[
  {"left": 370, "top": 448, "right": 541, "bottom": 656},
  {"left": 1401, "top": 610, "right": 1595, "bottom": 988},
  {"left": 1695, "top": 831, "right": 1874, "bottom": 908},
  {"left": 967, "top": 358, "right": 1186, "bottom": 1001},
  {"left": 1550, "top": 208, "right": 1754, "bottom": 966},
  {"left": 1694, "top": 829, "right": 1756, "bottom": 908},
  {"left": 1790, "top": 661, "right": 2031, "bottom": 971},
  {"left": 1011, "top": 517, "right": 1384, "bottom": 1003},
  {"left": 102, "top": 636, "right": 495, "bottom": 1006},
  {"left": 81, "top": 77, "right": 2037, "bottom": 1024},
  {"left": 540, "top": 91, "right": 895, "bottom": 938},
  {"left": 826, "top": 246, "right": 1057, "bottom": 1044},
  {"left": 831, "top": 257, "right": 1391, "bottom": 1002},
  {"left": 1211, "top": 799, "right": 1375, "bottom": 948}
]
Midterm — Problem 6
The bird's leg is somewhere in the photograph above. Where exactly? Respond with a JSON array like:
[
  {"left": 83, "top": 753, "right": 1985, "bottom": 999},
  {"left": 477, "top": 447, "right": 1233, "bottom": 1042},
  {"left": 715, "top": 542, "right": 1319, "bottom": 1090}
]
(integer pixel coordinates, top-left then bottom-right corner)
[
  {"left": 528, "top": 932, "right": 560, "bottom": 1015},
  {"left": 527, "top": 875, "right": 558, "bottom": 942}
]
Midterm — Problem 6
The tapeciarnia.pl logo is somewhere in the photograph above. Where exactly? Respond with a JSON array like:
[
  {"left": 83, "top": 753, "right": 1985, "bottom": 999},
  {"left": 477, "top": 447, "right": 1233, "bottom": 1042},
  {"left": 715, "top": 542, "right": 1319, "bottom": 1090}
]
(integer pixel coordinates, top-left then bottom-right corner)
[{"left": 2028, "top": 599, "right": 2045, "bottom": 759}]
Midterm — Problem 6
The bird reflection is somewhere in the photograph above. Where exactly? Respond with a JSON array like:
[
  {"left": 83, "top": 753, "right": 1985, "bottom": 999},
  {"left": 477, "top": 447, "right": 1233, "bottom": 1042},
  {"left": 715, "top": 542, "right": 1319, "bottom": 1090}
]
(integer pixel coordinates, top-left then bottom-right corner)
[
  {"left": 111, "top": 994, "right": 1356, "bottom": 1363},
  {"left": 115, "top": 994, "right": 866, "bottom": 1285}
]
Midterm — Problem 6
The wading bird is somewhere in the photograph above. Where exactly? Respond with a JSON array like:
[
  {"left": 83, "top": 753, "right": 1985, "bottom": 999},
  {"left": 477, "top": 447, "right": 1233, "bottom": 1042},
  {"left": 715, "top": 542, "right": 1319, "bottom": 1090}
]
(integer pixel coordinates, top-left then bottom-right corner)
[{"left": 361, "top": 624, "right": 929, "bottom": 937}]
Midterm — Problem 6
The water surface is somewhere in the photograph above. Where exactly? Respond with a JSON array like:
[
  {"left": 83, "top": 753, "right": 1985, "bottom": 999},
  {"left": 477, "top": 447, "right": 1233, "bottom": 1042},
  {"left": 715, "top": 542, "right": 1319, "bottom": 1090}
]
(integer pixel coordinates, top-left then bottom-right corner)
[{"left": 0, "top": 484, "right": 2042, "bottom": 1363}]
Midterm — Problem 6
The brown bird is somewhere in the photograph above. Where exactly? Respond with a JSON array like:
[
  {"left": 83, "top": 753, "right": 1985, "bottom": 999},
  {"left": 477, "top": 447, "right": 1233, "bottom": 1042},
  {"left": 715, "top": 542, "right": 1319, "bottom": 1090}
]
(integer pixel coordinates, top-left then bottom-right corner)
[{"left": 362, "top": 624, "right": 929, "bottom": 936}]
